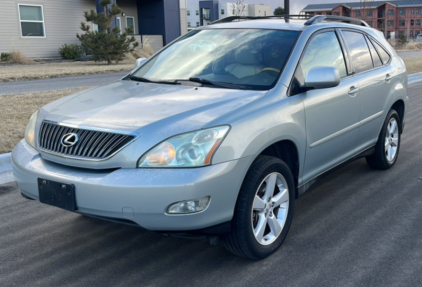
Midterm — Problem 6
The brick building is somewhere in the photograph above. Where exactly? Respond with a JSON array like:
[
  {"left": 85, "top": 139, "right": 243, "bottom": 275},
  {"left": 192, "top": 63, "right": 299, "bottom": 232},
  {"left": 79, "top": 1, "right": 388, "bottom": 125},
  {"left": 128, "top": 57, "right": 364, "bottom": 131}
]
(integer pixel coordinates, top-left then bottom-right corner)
[{"left": 301, "top": 1, "right": 422, "bottom": 39}]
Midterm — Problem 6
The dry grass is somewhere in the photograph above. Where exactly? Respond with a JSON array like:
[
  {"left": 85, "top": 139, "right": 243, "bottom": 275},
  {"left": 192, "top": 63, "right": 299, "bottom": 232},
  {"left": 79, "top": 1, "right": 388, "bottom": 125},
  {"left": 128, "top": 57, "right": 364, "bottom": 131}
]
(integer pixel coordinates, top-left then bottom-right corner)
[
  {"left": 0, "top": 87, "right": 89, "bottom": 154},
  {"left": 406, "top": 43, "right": 416, "bottom": 50},
  {"left": 0, "top": 60, "right": 136, "bottom": 82},
  {"left": 401, "top": 56, "right": 422, "bottom": 74},
  {"left": 9, "top": 50, "right": 34, "bottom": 64}
]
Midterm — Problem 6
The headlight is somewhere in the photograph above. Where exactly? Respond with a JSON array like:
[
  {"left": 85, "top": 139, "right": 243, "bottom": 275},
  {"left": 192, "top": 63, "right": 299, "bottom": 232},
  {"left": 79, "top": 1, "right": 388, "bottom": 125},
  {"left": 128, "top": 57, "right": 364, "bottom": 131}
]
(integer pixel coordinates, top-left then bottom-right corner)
[
  {"left": 138, "top": 126, "right": 230, "bottom": 168},
  {"left": 25, "top": 110, "right": 39, "bottom": 148}
]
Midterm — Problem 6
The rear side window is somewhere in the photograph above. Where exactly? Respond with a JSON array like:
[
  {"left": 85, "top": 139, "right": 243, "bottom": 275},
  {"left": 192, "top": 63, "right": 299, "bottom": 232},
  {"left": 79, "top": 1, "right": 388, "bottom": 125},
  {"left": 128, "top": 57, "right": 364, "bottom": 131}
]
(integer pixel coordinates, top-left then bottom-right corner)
[
  {"left": 366, "top": 37, "right": 383, "bottom": 68},
  {"left": 342, "top": 31, "right": 373, "bottom": 74},
  {"left": 300, "top": 31, "right": 347, "bottom": 78},
  {"left": 370, "top": 39, "right": 391, "bottom": 64}
]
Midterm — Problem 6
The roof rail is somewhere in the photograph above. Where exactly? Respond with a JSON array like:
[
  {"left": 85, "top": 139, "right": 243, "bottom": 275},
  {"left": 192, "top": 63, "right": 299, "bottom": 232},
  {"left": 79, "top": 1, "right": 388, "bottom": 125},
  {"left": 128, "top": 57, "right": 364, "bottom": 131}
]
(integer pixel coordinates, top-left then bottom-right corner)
[
  {"left": 211, "top": 15, "right": 312, "bottom": 25},
  {"left": 305, "top": 15, "right": 370, "bottom": 27}
]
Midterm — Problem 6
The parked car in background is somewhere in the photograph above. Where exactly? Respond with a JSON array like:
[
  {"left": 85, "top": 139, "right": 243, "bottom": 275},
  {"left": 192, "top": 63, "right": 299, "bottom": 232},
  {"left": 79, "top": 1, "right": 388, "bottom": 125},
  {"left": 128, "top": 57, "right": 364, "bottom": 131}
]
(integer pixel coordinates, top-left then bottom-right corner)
[{"left": 13, "top": 15, "right": 408, "bottom": 259}]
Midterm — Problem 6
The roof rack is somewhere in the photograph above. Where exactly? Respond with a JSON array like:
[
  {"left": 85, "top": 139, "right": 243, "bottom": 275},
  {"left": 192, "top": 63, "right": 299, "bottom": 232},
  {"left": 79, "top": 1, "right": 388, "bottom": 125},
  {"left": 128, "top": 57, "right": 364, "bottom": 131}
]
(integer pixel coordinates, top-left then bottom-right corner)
[
  {"left": 210, "top": 14, "right": 370, "bottom": 28},
  {"left": 211, "top": 15, "right": 312, "bottom": 25},
  {"left": 305, "top": 15, "right": 370, "bottom": 27}
]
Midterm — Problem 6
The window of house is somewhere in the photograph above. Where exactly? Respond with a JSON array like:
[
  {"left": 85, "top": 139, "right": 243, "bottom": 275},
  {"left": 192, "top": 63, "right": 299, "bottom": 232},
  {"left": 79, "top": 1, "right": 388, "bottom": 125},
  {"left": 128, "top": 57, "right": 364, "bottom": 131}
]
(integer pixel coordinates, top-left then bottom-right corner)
[
  {"left": 333, "top": 12, "right": 340, "bottom": 16},
  {"left": 412, "top": 9, "right": 415, "bottom": 15},
  {"left": 399, "top": 20, "right": 405, "bottom": 26},
  {"left": 196, "top": 10, "right": 199, "bottom": 15},
  {"left": 417, "top": 19, "right": 421, "bottom": 26},
  {"left": 398, "top": 31, "right": 404, "bottom": 37},
  {"left": 367, "top": 21, "right": 373, "bottom": 27},
  {"left": 416, "top": 31, "right": 421, "bottom": 37},
  {"left": 317, "top": 12, "right": 322, "bottom": 15},
  {"left": 18, "top": 4, "right": 45, "bottom": 37},
  {"left": 418, "top": 9, "right": 422, "bottom": 15},
  {"left": 388, "top": 20, "right": 394, "bottom": 27},
  {"left": 116, "top": 17, "right": 121, "bottom": 35},
  {"left": 411, "top": 30, "right": 414, "bottom": 38},
  {"left": 188, "top": 22, "right": 191, "bottom": 27},
  {"left": 356, "top": 11, "right": 361, "bottom": 17},
  {"left": 388, "top": 9, "right": 394, "bottom": 16},
  {"left": 126, "top": 17, "right": 135, "bottom": 35},
  {"left": 196, "top": 22, "right": 199, "bottom": 27},
  {"left": 342, "top": 31, "right": 373, "bottom": 74},
  {"left": 327, "top": 12, "right": 332, "bottom": 15},
  {"left": 399, "top": 9, "right": 405, "bottom": 16},
  {"left": 367, "top": 10, "right": 373, "bottom": 17},
  {"left": 411, "top": 19, "right": 415, "bottom": 26},
  {"left": 187, "top": 10, "right": 190, "bottom": 16},
  {"left": 221, "top": 9, "right": 225, "bottom": 14},
  {"left": 93, "top": 24, "right": 99, "bottom": 33}
]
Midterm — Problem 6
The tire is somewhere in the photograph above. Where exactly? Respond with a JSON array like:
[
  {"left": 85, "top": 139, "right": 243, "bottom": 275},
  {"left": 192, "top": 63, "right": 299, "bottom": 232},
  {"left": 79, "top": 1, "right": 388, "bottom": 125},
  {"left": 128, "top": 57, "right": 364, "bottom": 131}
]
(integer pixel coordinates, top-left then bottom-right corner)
[
  {"left": 224, "top": 155, "right": 295, "bottom": 259},
  {"left": 366, "top": 109, "right": 401, "bottom": 170}
]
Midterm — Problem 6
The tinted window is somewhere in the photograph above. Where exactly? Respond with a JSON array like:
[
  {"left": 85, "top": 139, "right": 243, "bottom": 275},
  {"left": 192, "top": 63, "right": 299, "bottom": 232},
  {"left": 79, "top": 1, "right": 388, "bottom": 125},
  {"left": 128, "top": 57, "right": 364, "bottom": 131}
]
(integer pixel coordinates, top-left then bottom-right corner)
[
  {"left": 342, "top": 31, "right": 373, "bottom": 74},
  {"left": 300, "top": 32, "right": 347, "bottom": 79},
  {"left": 371, "top": 39, "right": 391, "bottom": 64},
  {"left": 366, "top": 37, "right": 382, "bottom": 68}
]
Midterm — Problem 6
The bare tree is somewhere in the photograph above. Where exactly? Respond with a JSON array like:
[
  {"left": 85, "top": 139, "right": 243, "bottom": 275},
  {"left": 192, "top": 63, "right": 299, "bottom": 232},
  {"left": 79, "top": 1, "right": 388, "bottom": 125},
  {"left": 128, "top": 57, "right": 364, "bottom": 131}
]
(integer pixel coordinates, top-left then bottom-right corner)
[
  {"left": 359, "top": 0, "right": 374, "bottom": 20},
  {"left": 230, "top": 0, "right": 246, "bottom": 16}
]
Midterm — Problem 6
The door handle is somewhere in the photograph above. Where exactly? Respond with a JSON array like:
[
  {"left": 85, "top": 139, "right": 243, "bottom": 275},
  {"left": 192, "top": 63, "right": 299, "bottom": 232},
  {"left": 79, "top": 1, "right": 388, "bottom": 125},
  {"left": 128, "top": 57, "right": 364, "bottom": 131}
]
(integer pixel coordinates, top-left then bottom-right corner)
[
  {"left": 385, "top": 74, "right": 393, "bottom": 81},
  {"left": 348, "top": 86, "right": 359, "bottom": 95}
]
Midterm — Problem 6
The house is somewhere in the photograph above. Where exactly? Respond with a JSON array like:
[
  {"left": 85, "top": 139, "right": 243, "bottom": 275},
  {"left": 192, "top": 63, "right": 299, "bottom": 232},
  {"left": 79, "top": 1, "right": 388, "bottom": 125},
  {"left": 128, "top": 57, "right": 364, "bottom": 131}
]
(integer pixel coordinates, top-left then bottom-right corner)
[
  {"left": 0, "top": 0, "right": 188, "bottom": 58},
  {"left": 186, "top": 0, "right": 271, "bottom": 28},
  {"left": 301, "top": 1, "right": 422, "bottom": 39}
]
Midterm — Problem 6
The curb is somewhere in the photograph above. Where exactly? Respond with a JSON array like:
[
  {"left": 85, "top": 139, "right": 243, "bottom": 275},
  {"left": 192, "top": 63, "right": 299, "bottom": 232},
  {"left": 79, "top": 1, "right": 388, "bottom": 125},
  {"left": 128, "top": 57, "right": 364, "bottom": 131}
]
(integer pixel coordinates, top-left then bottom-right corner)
[
  {"left": 0, "top": 153, "right": 11, "bottom": 174},
  {"left": 408, "top": 71, "right": 422, "bottom": 85}
]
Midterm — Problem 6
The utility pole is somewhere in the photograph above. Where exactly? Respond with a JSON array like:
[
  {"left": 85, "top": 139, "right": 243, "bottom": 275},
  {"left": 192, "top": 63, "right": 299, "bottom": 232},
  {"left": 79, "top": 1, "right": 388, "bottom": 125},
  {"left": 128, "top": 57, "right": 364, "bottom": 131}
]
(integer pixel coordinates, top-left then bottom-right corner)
[{"left": 284, "top": 0, "right": 290, "bottom": 15}]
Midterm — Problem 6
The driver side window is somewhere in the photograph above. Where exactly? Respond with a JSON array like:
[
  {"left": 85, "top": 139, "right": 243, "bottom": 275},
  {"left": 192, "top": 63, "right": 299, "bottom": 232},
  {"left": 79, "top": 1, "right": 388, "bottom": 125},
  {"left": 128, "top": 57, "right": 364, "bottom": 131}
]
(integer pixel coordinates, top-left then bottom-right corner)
[{"left": 291, "top": 31, "right": 347, "bottom": 95}]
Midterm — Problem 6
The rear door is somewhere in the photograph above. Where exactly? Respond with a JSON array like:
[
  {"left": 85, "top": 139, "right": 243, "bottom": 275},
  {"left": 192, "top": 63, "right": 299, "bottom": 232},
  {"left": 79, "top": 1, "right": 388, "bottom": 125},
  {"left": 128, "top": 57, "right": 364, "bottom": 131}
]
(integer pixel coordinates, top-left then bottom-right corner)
[
  {"left": 291, "top": 30, "right": 360, "bottom": 183},
  {"left": 340, "top": 30, "right": 394, "bottom": 152}
]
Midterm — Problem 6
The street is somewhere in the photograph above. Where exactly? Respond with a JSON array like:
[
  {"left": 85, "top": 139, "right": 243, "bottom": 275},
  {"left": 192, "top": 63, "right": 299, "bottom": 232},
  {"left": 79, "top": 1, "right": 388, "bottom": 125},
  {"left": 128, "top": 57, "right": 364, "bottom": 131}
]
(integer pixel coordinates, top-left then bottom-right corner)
[
  {"left": 0, "top": 82, "right": 422, "bottom": 287},
  {"left": 0, "top": 71, "right": 128, "bottom": 95}
]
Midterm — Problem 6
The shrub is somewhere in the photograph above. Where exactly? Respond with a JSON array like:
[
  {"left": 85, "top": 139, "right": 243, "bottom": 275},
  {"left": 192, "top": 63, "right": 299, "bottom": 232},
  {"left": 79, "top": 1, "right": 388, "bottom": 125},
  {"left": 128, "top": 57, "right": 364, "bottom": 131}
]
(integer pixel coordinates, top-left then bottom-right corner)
[
  {"left": 9, "top": 50, "right": 33, "bottom": 64},
  {"left": 77, "top": 0, "right": 139, "bottom": 64},
  {"left": 59, "top": 44, "right": 83, "bottom": 59},
  {"left": 0, "top": 52, "right": 10, "bottom": 62}
]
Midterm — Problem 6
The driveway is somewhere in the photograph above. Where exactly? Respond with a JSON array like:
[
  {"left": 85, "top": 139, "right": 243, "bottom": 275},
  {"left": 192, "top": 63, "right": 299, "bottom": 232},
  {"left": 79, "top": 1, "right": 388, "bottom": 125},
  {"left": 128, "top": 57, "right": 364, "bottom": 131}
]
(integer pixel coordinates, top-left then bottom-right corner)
[
  {"left": 1, "top": 83, "right": 422, "bottom": 287},
  {"left": 0, "top": 71, "right": 128, "bottom": 95}
]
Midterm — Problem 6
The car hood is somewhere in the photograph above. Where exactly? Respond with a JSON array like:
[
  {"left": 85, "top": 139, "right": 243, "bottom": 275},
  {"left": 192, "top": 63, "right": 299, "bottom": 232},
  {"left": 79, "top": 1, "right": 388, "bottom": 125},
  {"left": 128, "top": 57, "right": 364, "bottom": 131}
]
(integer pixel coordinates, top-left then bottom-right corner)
[{"left": 42, "top": 80, "right": 267, "bottom": 133}]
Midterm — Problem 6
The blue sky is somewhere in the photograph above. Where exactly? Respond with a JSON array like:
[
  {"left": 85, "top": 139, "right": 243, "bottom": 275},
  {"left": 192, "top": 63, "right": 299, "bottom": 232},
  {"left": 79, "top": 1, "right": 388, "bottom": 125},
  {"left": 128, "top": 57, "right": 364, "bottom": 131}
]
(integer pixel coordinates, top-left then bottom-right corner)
[{"left": 242, "top": 0, "right": 361, "bottom": 14}]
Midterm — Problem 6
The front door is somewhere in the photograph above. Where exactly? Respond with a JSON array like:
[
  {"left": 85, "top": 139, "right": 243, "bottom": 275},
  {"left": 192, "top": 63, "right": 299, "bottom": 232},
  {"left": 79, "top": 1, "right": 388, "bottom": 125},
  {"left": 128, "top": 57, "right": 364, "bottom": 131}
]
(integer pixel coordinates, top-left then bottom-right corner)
[{"left": 291, "top": 30, "right": 360, "bottom": 183}]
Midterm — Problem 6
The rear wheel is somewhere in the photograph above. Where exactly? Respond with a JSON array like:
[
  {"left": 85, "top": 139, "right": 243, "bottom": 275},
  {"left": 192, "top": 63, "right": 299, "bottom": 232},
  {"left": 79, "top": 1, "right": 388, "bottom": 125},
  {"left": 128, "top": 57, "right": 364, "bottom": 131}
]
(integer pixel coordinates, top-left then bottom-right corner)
[
  {"left": 224, "top": 156, "right": 295, "bottom": 259},
  {"left": 366, "top": 109, "right": 401, "bottom": 170}
]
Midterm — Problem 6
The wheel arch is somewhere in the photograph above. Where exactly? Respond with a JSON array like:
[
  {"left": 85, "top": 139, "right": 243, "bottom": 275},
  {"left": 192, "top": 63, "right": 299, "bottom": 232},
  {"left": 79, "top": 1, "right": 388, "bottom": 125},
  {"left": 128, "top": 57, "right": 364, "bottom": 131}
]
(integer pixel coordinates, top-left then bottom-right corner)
[{"left": 391, "top": 100, "right": 405, "bottom": 133}]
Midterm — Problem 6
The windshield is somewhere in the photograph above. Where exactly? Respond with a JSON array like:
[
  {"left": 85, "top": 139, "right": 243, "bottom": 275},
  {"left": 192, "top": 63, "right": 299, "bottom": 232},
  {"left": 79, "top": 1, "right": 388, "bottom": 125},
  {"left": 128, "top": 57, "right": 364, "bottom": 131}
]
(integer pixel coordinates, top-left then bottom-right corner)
[{"left": 132, "top": 29, "right": 300, "bottom": 90}]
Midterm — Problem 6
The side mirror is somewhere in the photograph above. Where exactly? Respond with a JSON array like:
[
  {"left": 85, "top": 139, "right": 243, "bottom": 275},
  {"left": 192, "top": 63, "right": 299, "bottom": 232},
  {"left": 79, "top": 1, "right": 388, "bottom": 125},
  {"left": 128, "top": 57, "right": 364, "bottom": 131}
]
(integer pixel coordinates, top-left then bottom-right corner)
[
  {"left": 135, "top": 58, "right": 147, "bottom": 69},
  {"left": 304, "top": 66, "right": 340, "bottom": 90}
]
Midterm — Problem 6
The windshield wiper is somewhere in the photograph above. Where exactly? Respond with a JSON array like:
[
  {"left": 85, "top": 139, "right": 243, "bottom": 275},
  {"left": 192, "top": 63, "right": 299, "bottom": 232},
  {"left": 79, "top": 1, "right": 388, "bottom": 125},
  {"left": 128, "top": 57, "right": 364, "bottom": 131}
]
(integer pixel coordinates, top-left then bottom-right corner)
[
  {"left": 186, "top": 77, "right": 248, "bottom": 90},
  {"left": 126, "top": 75, "right": 180, "bottom": 85}
]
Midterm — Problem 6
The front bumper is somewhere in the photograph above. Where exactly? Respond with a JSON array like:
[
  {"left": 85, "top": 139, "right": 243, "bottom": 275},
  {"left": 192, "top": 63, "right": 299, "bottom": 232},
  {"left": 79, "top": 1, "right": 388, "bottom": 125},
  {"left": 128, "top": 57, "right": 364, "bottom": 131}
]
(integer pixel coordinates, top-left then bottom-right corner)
[{"left": 12, "top": 140, "right": 252, "bottom": 231}]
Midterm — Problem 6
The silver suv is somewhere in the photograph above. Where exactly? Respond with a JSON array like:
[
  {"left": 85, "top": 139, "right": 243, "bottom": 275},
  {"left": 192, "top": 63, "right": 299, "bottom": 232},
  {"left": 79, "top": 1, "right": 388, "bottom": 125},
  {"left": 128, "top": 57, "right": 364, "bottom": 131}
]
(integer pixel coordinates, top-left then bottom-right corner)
[{"left": 13, "top": 15, "right": 408, "bottom": 259}]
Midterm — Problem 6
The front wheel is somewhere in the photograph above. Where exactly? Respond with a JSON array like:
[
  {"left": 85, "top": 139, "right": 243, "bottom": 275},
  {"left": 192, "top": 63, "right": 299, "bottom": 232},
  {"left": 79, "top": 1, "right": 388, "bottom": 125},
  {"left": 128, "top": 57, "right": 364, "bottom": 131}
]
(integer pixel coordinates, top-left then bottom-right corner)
[
  {"left": 366, "top": 109, "right": 401, "bottom": 170},
  {"left": 224, "top": 156, "right": 295, "bottom": 259}
]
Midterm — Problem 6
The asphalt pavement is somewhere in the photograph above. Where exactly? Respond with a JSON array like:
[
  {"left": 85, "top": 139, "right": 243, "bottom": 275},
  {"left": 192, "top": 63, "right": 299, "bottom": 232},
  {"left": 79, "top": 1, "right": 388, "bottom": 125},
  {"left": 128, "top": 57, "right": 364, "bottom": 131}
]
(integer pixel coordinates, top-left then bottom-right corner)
[
  {"left": 1, "top": 83, "right": 422, "bottom": 287},
  {"left": 0, "top": 71, "right": 128, "bottom": 95}
]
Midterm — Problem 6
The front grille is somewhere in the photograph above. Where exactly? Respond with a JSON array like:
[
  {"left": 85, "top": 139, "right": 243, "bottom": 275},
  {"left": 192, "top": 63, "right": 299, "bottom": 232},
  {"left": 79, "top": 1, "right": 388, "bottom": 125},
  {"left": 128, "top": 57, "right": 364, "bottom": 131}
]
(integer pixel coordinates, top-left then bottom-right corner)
[{"left": 38, "top": 121, "right": 136, "bottom": 160}]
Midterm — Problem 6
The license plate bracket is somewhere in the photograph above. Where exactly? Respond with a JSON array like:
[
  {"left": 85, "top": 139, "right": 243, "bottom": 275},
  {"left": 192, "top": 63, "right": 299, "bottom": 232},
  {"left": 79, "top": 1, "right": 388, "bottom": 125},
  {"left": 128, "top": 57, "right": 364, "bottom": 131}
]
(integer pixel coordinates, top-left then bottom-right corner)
[{"left": 38, "top": 178, "right": 77, "bottom": 211}]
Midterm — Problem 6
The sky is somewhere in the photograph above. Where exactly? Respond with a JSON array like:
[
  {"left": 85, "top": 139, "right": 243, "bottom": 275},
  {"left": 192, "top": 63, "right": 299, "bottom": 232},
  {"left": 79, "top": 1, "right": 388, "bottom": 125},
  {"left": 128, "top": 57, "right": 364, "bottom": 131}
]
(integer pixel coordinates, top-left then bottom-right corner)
[{"left": 242, "top": 0, "right": 362, "bottom": 14}]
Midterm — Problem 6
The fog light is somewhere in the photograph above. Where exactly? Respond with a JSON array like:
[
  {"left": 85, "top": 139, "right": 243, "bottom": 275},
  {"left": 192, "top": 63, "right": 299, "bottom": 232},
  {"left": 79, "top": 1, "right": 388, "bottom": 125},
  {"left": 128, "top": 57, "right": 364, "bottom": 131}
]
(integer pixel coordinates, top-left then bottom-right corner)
[{"left": 167, "top": 196, "right": 211, "bottom": 214}]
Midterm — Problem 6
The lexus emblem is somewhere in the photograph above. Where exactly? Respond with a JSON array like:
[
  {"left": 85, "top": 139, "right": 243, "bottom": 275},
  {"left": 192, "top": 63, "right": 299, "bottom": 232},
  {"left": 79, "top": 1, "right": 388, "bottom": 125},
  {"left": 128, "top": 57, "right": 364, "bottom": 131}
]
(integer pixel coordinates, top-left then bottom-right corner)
[{"left": 61, "top": 133, "right": 79, "bottom": 148}]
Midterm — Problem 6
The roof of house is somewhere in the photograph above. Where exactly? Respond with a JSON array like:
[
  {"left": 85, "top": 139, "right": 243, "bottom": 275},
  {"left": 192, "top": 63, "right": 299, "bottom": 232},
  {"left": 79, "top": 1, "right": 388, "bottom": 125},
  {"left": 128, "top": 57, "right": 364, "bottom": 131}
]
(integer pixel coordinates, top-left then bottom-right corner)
[{"left": 301, "top": 1, "right": 422, "bottom": 12}]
